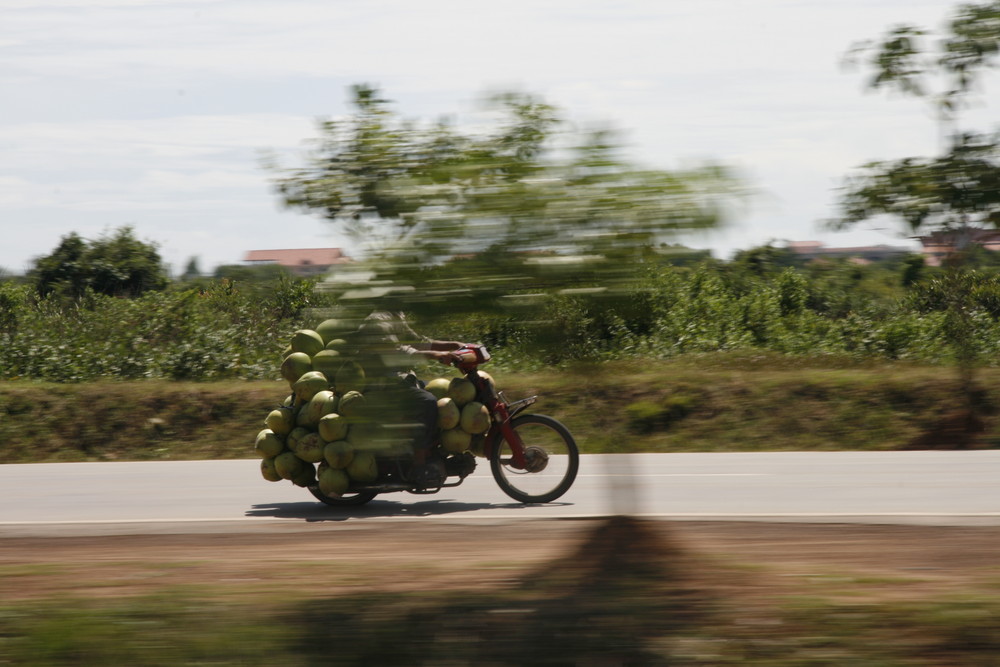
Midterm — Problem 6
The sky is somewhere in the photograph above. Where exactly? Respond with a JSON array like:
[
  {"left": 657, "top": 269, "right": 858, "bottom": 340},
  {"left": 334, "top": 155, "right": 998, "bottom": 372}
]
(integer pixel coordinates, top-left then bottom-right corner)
[{"left": 2, "top": 0, "right": 993, "bottom": 276}]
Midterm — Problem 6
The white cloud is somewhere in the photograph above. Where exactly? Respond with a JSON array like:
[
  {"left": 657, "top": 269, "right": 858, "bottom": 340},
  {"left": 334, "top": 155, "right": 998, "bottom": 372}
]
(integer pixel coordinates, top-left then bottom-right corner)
[
  {"left": 4, "top": 0, "right": 953, "bottom": 83},
  {"left": 0, "top": 114, "right": 315, "bottom": 170},
  {"left": 0, "top": 0, "right": 984, "bottom": 273}
]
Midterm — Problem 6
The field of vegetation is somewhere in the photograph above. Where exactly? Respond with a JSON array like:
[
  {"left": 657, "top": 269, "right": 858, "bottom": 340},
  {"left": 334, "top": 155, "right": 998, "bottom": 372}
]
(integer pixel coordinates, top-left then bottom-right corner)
[
  {"left": 6, "top": 249, "right": 1000, "bottom": 383},
  {"left": 2, "top": 250, "right": 1000, "bottom": 462},
  {"left": 0, "top": 357, "right": 996, "bottom": 464}
]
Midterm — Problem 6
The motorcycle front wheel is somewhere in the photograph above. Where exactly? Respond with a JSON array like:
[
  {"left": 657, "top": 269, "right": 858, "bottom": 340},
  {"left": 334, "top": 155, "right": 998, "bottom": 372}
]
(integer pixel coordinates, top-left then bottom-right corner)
[
  {"left": 490, "top": 413, "right": 579, "bottom": 504},
  {"left": 308, "top": 486, "right": 378, "bottom": 506}
]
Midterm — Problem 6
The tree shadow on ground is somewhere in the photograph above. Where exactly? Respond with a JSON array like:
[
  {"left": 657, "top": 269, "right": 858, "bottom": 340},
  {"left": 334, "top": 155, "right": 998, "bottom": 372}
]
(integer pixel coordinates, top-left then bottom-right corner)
[
  {"left": 900, "top": 382, "right": 998, "bottom": 450},
  {"left": 279, "top": 516, "right": 715, "bottom": 665}
]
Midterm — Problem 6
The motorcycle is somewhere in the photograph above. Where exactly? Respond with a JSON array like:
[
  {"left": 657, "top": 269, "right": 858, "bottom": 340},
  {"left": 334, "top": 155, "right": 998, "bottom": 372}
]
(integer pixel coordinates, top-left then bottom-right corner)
[{"left": 307, "top": 344, "right": 580, "bottom": 506}]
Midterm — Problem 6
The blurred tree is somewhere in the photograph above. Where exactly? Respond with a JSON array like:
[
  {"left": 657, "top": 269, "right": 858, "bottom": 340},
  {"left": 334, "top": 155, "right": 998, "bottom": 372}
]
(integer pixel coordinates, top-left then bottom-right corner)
[
  {"left": 833, "top": 1, "right": 1000, "bottom": 426},
  {"left": 270, "top": 85, "right": 744, "bottom": 311},
  {"left": 833, "top": 2, "right": 1000, "bottom": 240},
  {"left": 731, "top": 244, "right": 798, "bottom": 276},
  {"left": 181, "top": 257, "right": 202, "bottom": 281},
  {"left": 31, "top": 227, "right": 168, "bottom": 298},
  {"left": 213, "top": 263, "right": 290, "bottom": 282},
  {"left": 31, "top": 232, "right": 90, "bottom": 298},
  {"left": 0, "top": 282, "right": 25, "bottom": 333},
  {"left": 901, "top": 253, "right": 927, "bottom": 287},
  {"left": 86, "top": 227, "right": 168, "bottom": 297}
]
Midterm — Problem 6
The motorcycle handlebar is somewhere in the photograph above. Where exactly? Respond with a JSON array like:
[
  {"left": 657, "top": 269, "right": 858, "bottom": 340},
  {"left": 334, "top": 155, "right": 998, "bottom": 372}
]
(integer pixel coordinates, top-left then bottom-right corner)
[{"left": 449, "top": 344, "right": 490, "bottom": 368}]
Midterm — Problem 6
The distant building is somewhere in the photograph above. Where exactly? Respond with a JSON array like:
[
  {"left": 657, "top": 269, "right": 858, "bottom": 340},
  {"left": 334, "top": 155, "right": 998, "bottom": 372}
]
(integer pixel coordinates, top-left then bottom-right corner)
[
  {"left": 243, "top": 248, "right": 350, "bottom": 277},
  {"left": 786, "top": 241, "right": 912, "bottom": 265},
  {"left": 917, "top": 228, "right": 1000, "bottom": 266}
]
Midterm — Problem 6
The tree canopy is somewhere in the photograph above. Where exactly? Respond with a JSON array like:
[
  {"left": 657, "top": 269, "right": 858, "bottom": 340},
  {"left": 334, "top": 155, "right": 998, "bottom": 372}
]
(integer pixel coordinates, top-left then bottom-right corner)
[
  {"left": 30, "top": 226, "right": 168, "bottom": 298},
  {"left": 832, "top": 2, "right": 1000, "bottom": 237},
  {"left": 270, "top": 85, "right": 743, "bottom": 308},
  {"left": 833, "top": 2, "right": 1000, "bottom": 390}
]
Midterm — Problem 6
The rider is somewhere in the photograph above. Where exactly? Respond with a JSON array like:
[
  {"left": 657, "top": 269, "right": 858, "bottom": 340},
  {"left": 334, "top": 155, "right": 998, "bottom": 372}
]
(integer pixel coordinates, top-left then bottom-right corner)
[{"left": 354, "top": 310, "right": 469, "bottom": 488}]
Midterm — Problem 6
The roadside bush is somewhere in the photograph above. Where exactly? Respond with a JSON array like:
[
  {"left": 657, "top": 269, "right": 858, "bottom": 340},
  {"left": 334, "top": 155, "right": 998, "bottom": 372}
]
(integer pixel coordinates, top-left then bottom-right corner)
[
  {"left": 0, "top": 278, "right": 323, "bottom": 382},
  {"left": 626, "top": 392, "right": 699, "bottom": 434},
  {"left": 8, "top": 257, "right": 1000, "bottom": 382}
]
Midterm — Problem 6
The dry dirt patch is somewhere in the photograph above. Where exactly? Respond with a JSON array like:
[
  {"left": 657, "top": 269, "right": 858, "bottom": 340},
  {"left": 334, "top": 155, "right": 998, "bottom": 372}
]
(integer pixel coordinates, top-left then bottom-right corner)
[{"left": 2, "top": 520, "right": 999, "bottom": 605}]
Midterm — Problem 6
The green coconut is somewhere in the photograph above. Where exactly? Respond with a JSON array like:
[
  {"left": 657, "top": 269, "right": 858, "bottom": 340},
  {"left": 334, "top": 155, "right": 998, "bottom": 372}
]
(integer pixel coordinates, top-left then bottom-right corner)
[
  {"left": 318, "top": 465, "right": 350, "bottom": 496},
  {"left": 286, "top": 426, "right": 310, "bottom": 453},
  {"left": 460, "top": 401, "right": 491, "bottom": 434},
  {"left": 337, "top": 390, "right": 366, "bottom": 419},
  {"left": 325, "top": 338, "right": 349, "bottom": 351},
  {"left": 302, "top": 390, "right": 338, "bottom": 427},
  {"left": 318, "top": 412, "right": 349, "bottom": 442},
  {"left": 469, "top": 433, "right": 487, "bottom": 458},
  {"left": 295, "top": 432, "right": 326, "bottom": 463},
  {"left": 311, "top": 349, "right": 341, "bottom": 378},
  {"left": 260, "top": 457, "right": 282, "bottom": 482},
  {"left": 254, "top": 429, "right": 285, "bottom": 458},
  {"left": 437, "top": 397, "right": 460, "bottom": 430},
  {"left": 323, "top": 439, "right": 355, "bottom": 469},
  {"left": 264, "top": 407, "right": 295, "bottom": 436},
  {"left": 477, "top": 370, "right": 496, "bottom": 390},
  {"left": 293, "top": 370, "right": 330, "bottom": 402},
  {"left": 440, "top": 427, "right": 472, "bottom": 454},
  {"left": 425, "top": 377, "right": 451, "bottom": 399},
  {"left": 280, "top": 352, "right": 312, "bottom": 385},
  {"left": 291, "top": 462, "right": 317, "bottom": 487},
  {"left": 346, "top": 450, "right": 378, "bottom": 482},
  {"left": 291, "top": 329, "right": 325, "bottom": 357},
  {"left": 447, "top": 377, "right": 476, "bottom": 407},
  {"left": 315, "top": 319, "right": 350, "bottom": 345},
  {"left": 274, "top": 451, "right": 304, "bottom": 480}
]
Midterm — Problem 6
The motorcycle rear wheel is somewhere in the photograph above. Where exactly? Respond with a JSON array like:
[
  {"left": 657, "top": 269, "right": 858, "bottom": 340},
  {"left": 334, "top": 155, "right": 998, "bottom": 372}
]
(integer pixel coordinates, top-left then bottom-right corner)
[
  {"left": 308, "top": 486, "right": 378, "bottom": 506},
  {"left": 490, "top": 413, "right": 579, "bottom": 504}
]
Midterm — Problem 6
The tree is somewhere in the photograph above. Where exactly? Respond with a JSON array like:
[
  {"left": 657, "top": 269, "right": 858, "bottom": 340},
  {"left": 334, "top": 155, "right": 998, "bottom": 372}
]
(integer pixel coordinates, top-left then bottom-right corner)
[
  {"left": 181, "top": 257, "right": 202, "bottom": 281},
  {"left": 833, "top": 2, "right": 1000, "bottom": 240},
  {"left": 832, "top": 2, "right": 1000, "bottom": 430},
  {"left": 213, "top": 263, "right": 290, "bottom": 282},
  {"left": 730, "top": 244, "right": 798, "bottom": 277},
  {"left": 31, "top": 226, "right": 168, "bottom": 298},
  {"left": 31, "top": 232, "right": 89, "bottom": 298},
  {"left": 270, "top": 85, "right": 743, "bottom": 312}
]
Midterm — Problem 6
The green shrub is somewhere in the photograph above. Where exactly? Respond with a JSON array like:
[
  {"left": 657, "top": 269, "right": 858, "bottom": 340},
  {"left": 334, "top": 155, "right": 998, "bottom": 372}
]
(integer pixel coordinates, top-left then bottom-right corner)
[
  {"left": 626, "top": 392, "right": 699, "bottom": 434},
  {"left": 8, "top": 258, "right": 1000, "bottom": 381}
]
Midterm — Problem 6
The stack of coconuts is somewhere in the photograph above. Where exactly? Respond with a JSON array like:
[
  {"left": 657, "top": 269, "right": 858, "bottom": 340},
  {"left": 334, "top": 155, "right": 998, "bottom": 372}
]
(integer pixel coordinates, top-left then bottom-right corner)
[{"left": 255, "top": 318, "right": 496, "bottom": 497}]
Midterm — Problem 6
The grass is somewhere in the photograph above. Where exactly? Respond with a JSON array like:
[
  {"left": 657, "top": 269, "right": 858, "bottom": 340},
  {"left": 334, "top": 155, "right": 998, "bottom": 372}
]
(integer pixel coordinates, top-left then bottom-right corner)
[{"left": 1, "top": 354, "right": 998, "bottom": 463}]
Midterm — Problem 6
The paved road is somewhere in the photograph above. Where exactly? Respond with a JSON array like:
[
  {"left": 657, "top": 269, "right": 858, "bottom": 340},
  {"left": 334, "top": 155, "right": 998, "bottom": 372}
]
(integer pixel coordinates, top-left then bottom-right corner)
[{"left": 1, "top": 452, "right": 998, "bottom": 536}]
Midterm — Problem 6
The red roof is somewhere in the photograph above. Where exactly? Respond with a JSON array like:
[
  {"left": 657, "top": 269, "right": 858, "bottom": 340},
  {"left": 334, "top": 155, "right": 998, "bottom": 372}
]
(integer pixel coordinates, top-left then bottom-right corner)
[
  {"left": 918, "top": 228, "right": 1000, "bottom": 246},
  {"left": 244, "top": 248, "right": 349, "bottom": 267}
]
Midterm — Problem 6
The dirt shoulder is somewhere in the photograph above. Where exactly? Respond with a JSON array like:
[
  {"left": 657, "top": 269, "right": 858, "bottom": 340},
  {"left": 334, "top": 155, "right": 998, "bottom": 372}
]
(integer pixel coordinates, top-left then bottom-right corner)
[{"left": 3, "top": 520, "right": 999, "bottom": 605}]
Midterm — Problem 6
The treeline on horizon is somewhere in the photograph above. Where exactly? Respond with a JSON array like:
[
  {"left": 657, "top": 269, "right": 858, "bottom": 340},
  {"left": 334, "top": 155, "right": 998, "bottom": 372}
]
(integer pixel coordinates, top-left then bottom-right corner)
[{"left": 4, "top": 243, "right": 1000, "bottom": 383}]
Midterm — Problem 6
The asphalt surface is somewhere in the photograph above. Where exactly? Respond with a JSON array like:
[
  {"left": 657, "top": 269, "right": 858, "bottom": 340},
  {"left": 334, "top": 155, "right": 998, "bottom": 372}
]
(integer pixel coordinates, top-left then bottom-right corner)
[{"left": 1, "top": 451, "right": 998, "bottom": 536}]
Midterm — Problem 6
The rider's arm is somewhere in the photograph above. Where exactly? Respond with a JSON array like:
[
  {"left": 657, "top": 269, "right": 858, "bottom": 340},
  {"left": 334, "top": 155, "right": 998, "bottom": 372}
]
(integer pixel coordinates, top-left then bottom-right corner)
[
  {"left": 426, "top": 340, "right": 464, "bottom": 351},
  {"left": 408, "top": 348, "right": 457, "bottom": 365},
  {"left": 394, "top": 314, "right": 466, "bottom": 356}
]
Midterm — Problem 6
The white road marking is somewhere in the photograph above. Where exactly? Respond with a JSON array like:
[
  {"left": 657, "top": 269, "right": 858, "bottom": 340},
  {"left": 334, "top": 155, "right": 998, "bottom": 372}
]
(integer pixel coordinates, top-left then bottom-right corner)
[{"left": 575, "top": 473, "right": 766, "bottom": 477}]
